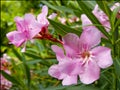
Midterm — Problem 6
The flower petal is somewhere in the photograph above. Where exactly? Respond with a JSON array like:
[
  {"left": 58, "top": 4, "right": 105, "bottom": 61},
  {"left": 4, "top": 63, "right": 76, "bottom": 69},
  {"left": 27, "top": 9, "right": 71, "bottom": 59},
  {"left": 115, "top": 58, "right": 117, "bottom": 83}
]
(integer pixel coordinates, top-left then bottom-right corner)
[
  {"left": 48, "top": 65, "right": 66, "bottom": 80},
  {"left": 6, "top": 31, "right": 26, "bottom": 47},
  {"left": 81, "top": 14, "right": 93, "bottom": 31},
  {"left": 51, "top": 45, "right": 65, "bottom": 61},
  {"left": 41, "top": 5, "right": 48, "bottom": 16},
  {"left": 28, "top": 22, "right": 42, "bottom": 39},
  {"left": 79, "top": 29, "right": 101, "bottom": 50},
  {"left": 37, "top": 13, "right": 49, "bottom": 26},
  {"left": 24, "top": 14, "right": 36, "bottom": 25},
  {"left": 59, "top": 60, "right": 83, "bottom": 75},
  {"left": 63, "top": 33, "right": 79, "bottom": 57},
  {"left": 62, "top": 75, "right": 77, "bottom": 85},
  {"left": 79, "top": 60, "right": 100, "bottom": 84},
  {"left": 14, "top": 16, "right": 25, "bottom": 32},
  {"left": 48, "top": 13, "right": 57, "bottom": 19},
  {"left": 91, "top": 46, "right": 113, "bottom": 68}
]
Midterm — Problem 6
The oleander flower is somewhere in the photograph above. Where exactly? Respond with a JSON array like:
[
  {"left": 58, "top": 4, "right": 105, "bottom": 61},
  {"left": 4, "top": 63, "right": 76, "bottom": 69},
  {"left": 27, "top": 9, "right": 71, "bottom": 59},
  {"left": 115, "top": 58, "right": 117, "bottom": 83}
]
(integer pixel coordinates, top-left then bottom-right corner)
[
  {"left": 6, "top": 5, "right": 56, "bottom": 52},
  {"left": 49, "top": 31, "right": 113, "bottom": 85},
  {"left": 6, "top": 14, "right": 41, "bottom": 52}
]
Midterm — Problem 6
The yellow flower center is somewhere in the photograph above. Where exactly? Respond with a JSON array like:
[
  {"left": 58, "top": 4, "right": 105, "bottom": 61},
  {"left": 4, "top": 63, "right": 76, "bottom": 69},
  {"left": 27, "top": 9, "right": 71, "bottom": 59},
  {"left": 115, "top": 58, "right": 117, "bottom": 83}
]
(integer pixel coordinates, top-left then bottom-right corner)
[{"left": 81, "top": 51, "right": 90, "bottom": 59}]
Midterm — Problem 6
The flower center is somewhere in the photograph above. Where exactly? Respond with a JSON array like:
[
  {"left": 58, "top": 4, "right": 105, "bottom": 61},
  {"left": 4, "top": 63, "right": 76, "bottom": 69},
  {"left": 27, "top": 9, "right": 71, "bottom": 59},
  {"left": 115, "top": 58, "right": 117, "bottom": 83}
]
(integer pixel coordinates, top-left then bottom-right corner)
[{"left": 81, "top": 51, "right": 90, "bottom": 59}]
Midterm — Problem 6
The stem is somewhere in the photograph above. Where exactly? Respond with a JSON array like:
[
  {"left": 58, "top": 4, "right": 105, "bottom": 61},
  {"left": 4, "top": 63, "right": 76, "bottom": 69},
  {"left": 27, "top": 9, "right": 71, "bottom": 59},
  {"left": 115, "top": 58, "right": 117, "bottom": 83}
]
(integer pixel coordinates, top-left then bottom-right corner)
[{"left": 112, "top": 20, "right": 119, "bottom": 90}]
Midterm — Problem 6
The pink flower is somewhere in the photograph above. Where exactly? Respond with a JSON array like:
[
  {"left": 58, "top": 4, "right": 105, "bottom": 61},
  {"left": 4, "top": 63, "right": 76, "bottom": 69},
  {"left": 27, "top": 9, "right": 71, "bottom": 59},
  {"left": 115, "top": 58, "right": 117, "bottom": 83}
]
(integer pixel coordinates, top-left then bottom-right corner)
[
  {"left": 0, "top": 55, "right": 12, "bottom": 90},
  {"left": 6, "top": 14, "right": 41, "bottom": 51},
  {"left": 6, "top": 5, "right": 56, "bottom": 52},
  {"left": 49, "top": 32, "right": 113, "bottom": 85}
]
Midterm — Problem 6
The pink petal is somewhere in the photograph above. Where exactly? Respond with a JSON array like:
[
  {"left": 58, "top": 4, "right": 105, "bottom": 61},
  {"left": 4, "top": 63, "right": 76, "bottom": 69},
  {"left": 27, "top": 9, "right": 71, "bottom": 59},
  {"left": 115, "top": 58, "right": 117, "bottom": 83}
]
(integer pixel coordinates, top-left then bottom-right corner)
[
  {"left": 79, "top": 30, "right": 101, "bottom": 50},
  {"left": 41, "top": 5, "right": 48, "bottom": 16},
  {"left": 48, "top": 13, "right": 57, "bottom": 19},
  {"left": 24, "top": 14, "right": 36, "bottom": 25},
  {"left": 14, "top": 16, "right": 25, "bottom": 32},
  {"left": 91, "top": 46, "right": 113, "bottom": 68},
  {"left": 81, "top": 14, "right": 93, "bottom": 31},
  {"left": 51, "top": 45, "right": 65, "bottom": 61},
  {"left": 6, "top": 31, "right": 26, "bottom": 47},
  {"left": 37, "top": 13, "right": 49, "bottom": 26},
  {"left": 62, "top": 75, "right": 77, "bottom": 85},
  {"left": 79, "top": 60, "right": 100, "bottom": 84},
  {"left": 63, "top": 33, "right": 79, "bottom": 56},
  {"left": 28, "top": 22, "right": 42, "bottom": 39},
  {"left": 59, "top": 60, "right": 83, "bottom": 75},
  {"left": 48, "top": 65, "right": 66, "bottom": 80}
]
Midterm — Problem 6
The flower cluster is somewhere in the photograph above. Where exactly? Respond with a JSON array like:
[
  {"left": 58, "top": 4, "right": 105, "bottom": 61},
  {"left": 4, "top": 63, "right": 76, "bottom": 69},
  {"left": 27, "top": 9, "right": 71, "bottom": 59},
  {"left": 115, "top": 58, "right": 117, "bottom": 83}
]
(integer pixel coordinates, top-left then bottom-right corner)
[
  {"left": 0, "top": 54, "right": 12, "bottom": 90},
  {"left": 6, "top": 5, "right": 57, "bottom": 52},
  {"left": 6, "top": 4, "right": 118, "bottom": 86},
  {"left": 48, "top": 4, "right": 116, "bottom": 85}
]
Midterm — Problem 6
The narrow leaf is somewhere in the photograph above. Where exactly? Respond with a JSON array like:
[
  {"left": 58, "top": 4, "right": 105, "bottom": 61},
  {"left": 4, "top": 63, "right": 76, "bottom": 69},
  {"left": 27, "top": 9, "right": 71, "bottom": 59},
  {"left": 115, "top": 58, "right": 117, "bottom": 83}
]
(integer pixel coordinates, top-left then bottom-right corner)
[
  {"left": 48, "top": 19, "right": 82, "bottom": 36},
  {"left": 1, "top": 70, "right": 21, "bottom": 85},
  {"left": 12, "top": 48, "right": 22, "bottom": 61},
  {"left": 24, "top": 52, "right": 41, "bottom": 59},
  {"left": 21, "top": 54, "right": 31, "bottom": 87}
]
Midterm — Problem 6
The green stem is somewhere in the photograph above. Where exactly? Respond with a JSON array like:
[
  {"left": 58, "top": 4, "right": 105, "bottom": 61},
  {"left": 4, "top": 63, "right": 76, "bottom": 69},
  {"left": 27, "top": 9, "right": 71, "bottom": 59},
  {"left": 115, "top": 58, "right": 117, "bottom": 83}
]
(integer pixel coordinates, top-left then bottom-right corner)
[{"left": 112, "top": 22, "right": 119, "bottom": 90}]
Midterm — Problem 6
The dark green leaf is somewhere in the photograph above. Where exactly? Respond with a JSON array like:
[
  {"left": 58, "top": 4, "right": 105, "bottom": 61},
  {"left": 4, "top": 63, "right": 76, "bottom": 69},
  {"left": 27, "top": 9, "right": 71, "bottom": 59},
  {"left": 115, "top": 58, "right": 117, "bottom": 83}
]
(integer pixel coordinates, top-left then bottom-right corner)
[
  {"left": 1, "top": 70, "right": 21, "bottom": 86},
  {"left": 48, "top": 19, "right": 82, "bottom": 36},
  {"left": 21, "top": 54, "right": 31, "bottom": 87},
  {"left": 54, "top": 6, "right": 74, "bottom": 14},
  {"left": 114, "top": 58, "right": 120, "bottom": 76},
  {"left": 24, "top": 52, "right": 41, "bottom": 59},
  {"left": 41, "top": 1, "right": 59, "bottom": 11},
  {"left": 110, "top": 6, "right": 120, "bottom": 28},
  {"left": 24, "top": 63, "right": 31, "bottom": 87},
  {"left": 12, "top": 48, "right": 22, "bottom": 61}
]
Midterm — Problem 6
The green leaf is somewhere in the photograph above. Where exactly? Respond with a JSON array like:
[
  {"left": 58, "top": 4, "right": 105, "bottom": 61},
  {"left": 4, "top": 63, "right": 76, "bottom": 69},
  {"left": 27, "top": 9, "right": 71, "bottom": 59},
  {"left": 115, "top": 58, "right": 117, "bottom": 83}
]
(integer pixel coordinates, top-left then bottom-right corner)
[
  {"left": 110, "top": 6, "right": 120, "bottom": 29},
  {"left": 54, "top": 6, "right": 74, "bottom": 14},
  {"left": 83, "top": 1, "right": 96, "bottom": 10},
  {"left": 96, "top": 1, "right": 112, "bottom": 19},
  {"left": 24, "top": 63, "right": 31, "bottom": 87},
  {"left": 41, "top": 1, "right": 83, "bottom": 16},
  {"left": 114, "top": 58, "right": 120, "bottom": 77},
  {"left": 12, "top": 48, "right": 22, "bottom": 61},
  {"left": 115, "top": 19, "right": 120, "bottom": 30},
  {"left": 21, "top": 54, "right": 31, "bottom": 87},
  {"left": 41, "top": 1, "right": 59, "bottom": 11},
  {"left": 1, "top": 70, "right": 21, "bottom": 86},
  {"left": 44, "top": 85, "right": 100, "bottom": 90},
  {"left": 26, "top": 59, "right": 42, "bottom": 64},
  {"left": 48, "top": 19, "right": 82, "bottom": 36},
  {"left": 77, "top": 1, "right": 111, "bottom": 40},
  {"left": 24, "top": 52, "right": 41, "bottom": 59}
]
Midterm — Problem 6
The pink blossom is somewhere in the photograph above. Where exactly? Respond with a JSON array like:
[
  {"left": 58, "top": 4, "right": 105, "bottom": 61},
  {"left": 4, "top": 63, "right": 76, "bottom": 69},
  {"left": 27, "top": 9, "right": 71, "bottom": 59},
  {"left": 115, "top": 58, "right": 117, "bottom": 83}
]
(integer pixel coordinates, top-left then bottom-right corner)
[
  {"left": 0, "top": 55, "right": 12, "bottom": 90},
  {"left": 6, "top": 14, "right": 41, "bottom": 50},
  {"left": 49, "top": 32, "right": 113, "bottom": 85},
  {"left": 6, "top": 5, "right": 56, "bottom": 52}
]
